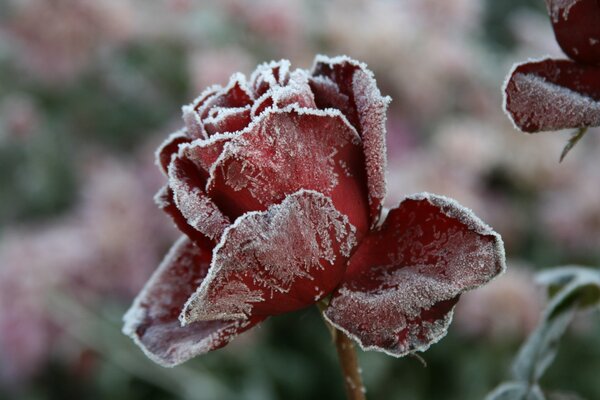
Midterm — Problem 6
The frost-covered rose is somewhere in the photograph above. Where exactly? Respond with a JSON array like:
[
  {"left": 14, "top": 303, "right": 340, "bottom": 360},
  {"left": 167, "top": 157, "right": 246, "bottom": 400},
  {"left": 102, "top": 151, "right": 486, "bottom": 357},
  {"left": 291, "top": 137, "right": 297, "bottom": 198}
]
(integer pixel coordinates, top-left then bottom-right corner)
[
  {"left": 504, "top": 0, "right": 600, "bottom": 132},
  {"left": 123, "top": 55, "right": 505, "bottom": 366}
]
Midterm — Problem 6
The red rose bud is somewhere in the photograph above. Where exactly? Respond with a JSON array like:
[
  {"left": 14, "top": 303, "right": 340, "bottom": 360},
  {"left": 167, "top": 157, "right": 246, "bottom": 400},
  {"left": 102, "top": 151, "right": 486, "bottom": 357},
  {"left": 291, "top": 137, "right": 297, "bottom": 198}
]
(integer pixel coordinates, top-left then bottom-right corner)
[
  {"left": 546, "top": 0, "right": 600, "bottom": 65},
  {"left": 124, "top": 55, "right": 505, "bottom": 367}
]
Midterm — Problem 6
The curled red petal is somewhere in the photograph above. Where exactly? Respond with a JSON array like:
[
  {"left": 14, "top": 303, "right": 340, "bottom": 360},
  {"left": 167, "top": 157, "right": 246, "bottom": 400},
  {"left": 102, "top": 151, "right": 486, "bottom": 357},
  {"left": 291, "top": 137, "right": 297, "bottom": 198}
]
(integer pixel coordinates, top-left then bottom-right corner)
[
  {"left": 203, "top": 106, "right": 252, "bottom": 136},
  {"left": 503, "top": 58, "right": 600, "bottom": 132},
  {"left": 324, "top": 193, "right": 505, "bottom": 357},
  {"left": 168, "top": 156, "right": 230, "bottom": 241},
  {"left": 155, "top": 130, "right": 191, "bottom": 176},
  {"left": 154, "top": 186, "right": 214, "bottom": 249},
  {"left": 180, "top": 135, "right": 235, "bottom": 182},
  {"left": 546, "top": 0, "right": 600, "bottom": 65},
  {"left": 250, "top": 59, "right": 291, "bottom": 97},
  {"left": 312, "top": 55, "right": 390, "bottom": 226},
  {"left": 180, "top": 190, "right": 357, "bottom": 324},
  {"left": 207, "top": 107, "right": 370, "bottom": 235},
  {"left": 123, "top": 236, "right": 264, "bottom": 366}
]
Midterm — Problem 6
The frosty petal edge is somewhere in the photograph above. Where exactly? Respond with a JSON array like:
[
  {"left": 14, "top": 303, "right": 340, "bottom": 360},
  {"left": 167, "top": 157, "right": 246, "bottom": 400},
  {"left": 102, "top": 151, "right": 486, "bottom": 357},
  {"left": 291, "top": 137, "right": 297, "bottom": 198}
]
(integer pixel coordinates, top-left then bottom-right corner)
[
  {"left": 123, "top": 236, "right": 263, "bottom": 367},
  {"left": 323, "top": 193, "right": 506, "bottom": 357},
  {"left": 180, "top": 189, "right": 358, "bottom": 324},
  {"left": 503, "top": 58, "right": 600, "bottom": 132}
]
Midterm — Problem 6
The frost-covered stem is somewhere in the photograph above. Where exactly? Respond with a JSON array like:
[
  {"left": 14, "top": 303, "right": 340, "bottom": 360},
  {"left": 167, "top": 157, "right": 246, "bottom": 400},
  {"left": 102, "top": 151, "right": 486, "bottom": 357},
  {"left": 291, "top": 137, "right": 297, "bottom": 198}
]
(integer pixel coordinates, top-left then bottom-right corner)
[
  {"left": 318, "top": 301, "right": 366, "bottom": 400},
  {"left": 333, "top": 327, "right": 366, "bottom": 400}
]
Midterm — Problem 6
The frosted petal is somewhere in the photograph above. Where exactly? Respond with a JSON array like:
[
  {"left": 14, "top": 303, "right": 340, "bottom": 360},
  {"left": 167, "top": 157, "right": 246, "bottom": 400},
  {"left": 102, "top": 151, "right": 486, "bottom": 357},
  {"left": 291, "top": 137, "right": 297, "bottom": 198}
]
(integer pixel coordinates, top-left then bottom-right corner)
[
  {"left": 546, "top": 0, "right": 600, "bottom": 65},
  {"left": 181, "top": 190, "right": 357, "bottom": 324},
  {"left": 270, "top": 69, "right": 316, "bottom": 109},
  {"left": 203, "top": 106, "right": 251, "bottom": 136},
  {"left": 154, "top": 186, "right": 213, "bottom": 248},
  {"left": 352, "top": 68, "right": 389, "bottom": 226},
  {"left": 324, "top": 193, "right": 505, "bottom": 357},
  {"left": 168, "top": 157, "right": 230, "bottom": 241},
  {"left": 183, "top": 74, "right": 254, "bottom": 139},
  {"left": 123, "top": 236, "right": 264, "bottom": 367},
  {"left": 250, "top": 59, "right": 291, "bottom": 97},
  {"left": 311, "top": 54, "right": 391, "bottom": 225},
  {"left": 155, "top": 130, "right": 191, "bottom": 175},
  {"left": 504, "top": 59, "right": 600, "bottom": 132},
  {"left": 180, "top": 135, "right": 235, "bottom": 183},
  {"left": 207, "top": 106, "right": 370, "bottom": 234},
  {"left": 182, "top": 85, "right": 221, "bottom": 139}
]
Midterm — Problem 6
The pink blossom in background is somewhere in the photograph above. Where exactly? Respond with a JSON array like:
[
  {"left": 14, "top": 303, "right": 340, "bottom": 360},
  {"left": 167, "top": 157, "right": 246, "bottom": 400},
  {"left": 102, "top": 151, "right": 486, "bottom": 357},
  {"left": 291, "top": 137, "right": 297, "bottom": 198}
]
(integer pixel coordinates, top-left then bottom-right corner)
[{"left": 0, "top": 152, "right": 175, "bottom": 383}]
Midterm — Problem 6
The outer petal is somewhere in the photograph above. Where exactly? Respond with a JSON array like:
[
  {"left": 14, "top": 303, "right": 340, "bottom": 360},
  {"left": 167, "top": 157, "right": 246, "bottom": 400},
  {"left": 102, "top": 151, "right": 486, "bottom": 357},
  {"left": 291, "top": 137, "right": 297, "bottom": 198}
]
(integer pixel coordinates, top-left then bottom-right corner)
[
  {"left": 503, "top": 58, "right": 600, "bottom": 132},
  {"left": 207, "top": 106, "right": 371, "bottom": 235},
  {"left": 311, "top": 55, "right": 390, "bottom": 226},
  {"left": 324, "top": 193, "right": 506, "bottom": 357},
  {"left": 180, "top": 190, "right": 357, "bottom": 324},
  {"left": 154, "top": 186, "right": 213, "bottom": 248},
  {"left": 168, "top": 155, "right": 230, "bottom": 241},
  {"left": 155, "top": 129, "right": 191, "bottom": 176},
  {"left": 123, "top": 236, "right": 264, "bottom": 367},
  {"left": 546, "top": 0, "right": 600, "bottom": 65}
]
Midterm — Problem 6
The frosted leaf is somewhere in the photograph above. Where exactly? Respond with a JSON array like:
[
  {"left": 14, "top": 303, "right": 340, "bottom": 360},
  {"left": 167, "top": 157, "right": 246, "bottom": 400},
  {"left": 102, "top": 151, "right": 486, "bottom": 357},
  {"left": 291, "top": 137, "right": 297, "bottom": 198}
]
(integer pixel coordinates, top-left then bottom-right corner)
[
  {"left": 324, "top": 193, "right": 505, "bottom": 357},
  {"left": 168, "top": 157, "right": 230, "bottom": 241},
  {"left": 123, "top": 236, "right": 264, "bottom": 367},
  {"left": 155, "top": 129, "right": 191, "bottom": 175},
  {"left": 504, "top": 59, "right": 600, "bottom": 132},
  {"left": 180, "top": 190, "right": 357, "bottom": 324},
  {"left": 206, "top": 106, "right": 370, "bottom": 234}
]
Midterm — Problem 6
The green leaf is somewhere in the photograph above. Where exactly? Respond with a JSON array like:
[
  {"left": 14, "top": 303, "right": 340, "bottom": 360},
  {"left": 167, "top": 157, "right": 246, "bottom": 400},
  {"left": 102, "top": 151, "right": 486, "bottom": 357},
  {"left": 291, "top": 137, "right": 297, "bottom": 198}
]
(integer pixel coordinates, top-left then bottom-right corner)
[
  {"left": 486, "top": 382, "right": 545, "bottom": 400},
  {"left": 512, "top": 304, "right": 576, "bottom": 382},
  {"left": 559, "top": 127, "right": 588, "bottom": 163}
]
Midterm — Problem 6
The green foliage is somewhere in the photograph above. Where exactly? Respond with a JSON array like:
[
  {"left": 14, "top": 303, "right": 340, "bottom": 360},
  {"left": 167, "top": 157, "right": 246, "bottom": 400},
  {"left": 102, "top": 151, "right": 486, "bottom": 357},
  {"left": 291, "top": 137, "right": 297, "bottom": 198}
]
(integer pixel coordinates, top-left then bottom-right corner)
[{"left": 487, "top": 267, "right": 600, "bottom": 400}]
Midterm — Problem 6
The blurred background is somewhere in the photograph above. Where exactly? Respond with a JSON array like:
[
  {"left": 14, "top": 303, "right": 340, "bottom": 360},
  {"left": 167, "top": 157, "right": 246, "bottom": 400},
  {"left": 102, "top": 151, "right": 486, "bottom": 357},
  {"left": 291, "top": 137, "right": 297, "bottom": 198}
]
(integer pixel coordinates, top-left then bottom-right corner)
[{"left": 1, "top": 0, "right": 599, "bottom": 399}]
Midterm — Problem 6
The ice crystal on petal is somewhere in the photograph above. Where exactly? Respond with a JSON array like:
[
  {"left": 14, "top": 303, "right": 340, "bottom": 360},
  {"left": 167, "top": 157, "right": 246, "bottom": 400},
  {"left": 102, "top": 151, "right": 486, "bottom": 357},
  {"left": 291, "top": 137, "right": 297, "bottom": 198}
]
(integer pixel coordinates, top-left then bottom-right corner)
[
  {"left": 206, "top": 107, "right": 369, "bottom": 229},
  {"left": 324, "top": 193, "right": 505, "bottom": 357},
  {"left": 546, "top": 0, "right": 580, "bottom": 22},
  {"left": 168, "top": 158, "right": 230, "bottom": 240},
  {"left": 181, "top": 190, "right": 357, "bottom": 324},
  {"left": 352, "top": 68, "right": 390, "bottom": 224},
  {"left": 504, "top": 59, "right": 600, "bottom": 132},
  {"left": 155, "top": 129, "right": 191, "bottom": 175},
  {"left": 123, "top": 236, "right": 263, "bottom": 367}
]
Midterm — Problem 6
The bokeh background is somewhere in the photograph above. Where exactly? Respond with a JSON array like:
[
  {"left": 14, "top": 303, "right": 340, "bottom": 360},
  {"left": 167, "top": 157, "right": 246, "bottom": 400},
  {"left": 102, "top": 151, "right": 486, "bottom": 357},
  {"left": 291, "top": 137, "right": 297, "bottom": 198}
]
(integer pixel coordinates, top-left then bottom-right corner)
[{"left": 1, "top": 0, "right": 599, "bottom": 399}]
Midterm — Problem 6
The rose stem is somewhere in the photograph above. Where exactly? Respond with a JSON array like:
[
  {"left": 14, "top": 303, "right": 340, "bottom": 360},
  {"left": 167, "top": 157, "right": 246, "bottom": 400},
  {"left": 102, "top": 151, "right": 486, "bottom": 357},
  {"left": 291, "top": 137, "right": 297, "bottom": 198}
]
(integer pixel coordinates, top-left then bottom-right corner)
[{"left": 318, "top": 301, "right": 366, "bottom": 400}]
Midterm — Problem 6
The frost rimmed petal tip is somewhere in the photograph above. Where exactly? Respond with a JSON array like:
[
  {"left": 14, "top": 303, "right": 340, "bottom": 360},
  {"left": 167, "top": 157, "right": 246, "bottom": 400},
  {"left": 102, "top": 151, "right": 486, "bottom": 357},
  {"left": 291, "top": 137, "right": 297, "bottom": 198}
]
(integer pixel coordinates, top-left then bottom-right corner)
[
  {"left": 546, "top": 0, "right": 600, "bottom": 65},
  {"left": 207, "top": 106, "right": 370, "bottom": 234},
  {"left": 168, "top": 155, "right": 230, "bottom": 241},
  {"left": 503, "top": 58, "right": 600, "bottom": 132},
  {"left": 324, "top": 193, "right": 505, "bottom": 357},
  {"left": 123, "top": 236, "right": 263, "bottom": 367},
  {"left": 155, "top": 130, "right": 191, "bottom": 175},
  {"left": 180, "top": 190, "right": 357, "bottom": 324},
  {"left": 311, "top": 55, "right": 391, "bottom": 226}
]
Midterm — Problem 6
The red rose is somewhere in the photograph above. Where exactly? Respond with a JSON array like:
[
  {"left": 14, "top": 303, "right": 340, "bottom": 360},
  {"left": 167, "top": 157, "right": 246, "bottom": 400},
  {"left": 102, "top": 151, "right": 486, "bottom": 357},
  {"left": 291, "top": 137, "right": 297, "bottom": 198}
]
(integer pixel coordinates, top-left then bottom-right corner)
[
  {"left": 504, "top": 0, "right": 600, "bottom": 132},
  {"left": 124, "top": 55, "right": 505, "bottom": 366}
]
